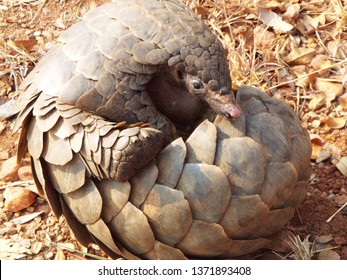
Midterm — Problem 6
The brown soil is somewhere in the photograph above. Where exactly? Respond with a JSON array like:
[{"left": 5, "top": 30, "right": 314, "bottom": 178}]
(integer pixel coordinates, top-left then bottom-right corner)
[{"left": 0, "top": 0, "right": 346, "bottom": 260}]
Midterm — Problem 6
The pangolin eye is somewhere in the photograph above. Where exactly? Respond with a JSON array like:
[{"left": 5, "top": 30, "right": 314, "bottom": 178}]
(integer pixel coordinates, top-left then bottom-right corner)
[{"left": 192, "top": 80, "right": 203, "bottom": 90}]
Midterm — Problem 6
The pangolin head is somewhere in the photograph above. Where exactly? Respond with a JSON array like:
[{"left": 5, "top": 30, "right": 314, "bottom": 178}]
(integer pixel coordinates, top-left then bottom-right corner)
[{"left": 169, "top": 33, "right": 242, "bottom": 120}]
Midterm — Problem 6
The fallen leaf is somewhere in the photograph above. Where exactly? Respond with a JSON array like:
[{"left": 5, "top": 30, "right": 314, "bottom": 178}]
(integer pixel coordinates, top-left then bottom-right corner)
[
  {"left": 193, "top": 6, "right": 210, "bottom": 16},
  {"left": 258, "top": 7, "right": 294, "bottom": 32},
  {"left": 315, "top": 79, "right": 344, "bottom": 102},
  {"left": 325, "top": 117, "right": 346, "bottom": 129},
  {"left": 7, "top": 39, "right": 37, "bottom": 55},
  {"left": 253, "top": 25, "right": 276, "bottom": 51},
  {"left": 11, "top": 211, "right": 44, "bottom": 225},
  {"left": 310, "top": 134, "right": 324, "bottom": 160},
  {"left": 338, "top": 93, "right": 347, "bottom": 109},
  {"left": 309, "top": 55, "right": 333, "bottom": 77},
  {"left": 308, "top": 93, "right": 326, "bottom": 111},
  {"left": 282, "top": 4, "right": 301, "bottom": 21},
  {"left": 318, "top": 250, "right": 340, "bottom": 260},
  {"left": 316, "top": 235, "right": 333, "bottom": 244},
  {"left": 285, "top": 47, "right": 316, "bottom": 66}
]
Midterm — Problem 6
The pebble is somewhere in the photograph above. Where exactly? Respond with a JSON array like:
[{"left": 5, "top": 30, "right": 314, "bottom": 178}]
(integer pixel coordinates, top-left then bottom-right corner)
[
  {"left": 327, "top": 193, "right": 336, "bottom": 201},
  {"left": 3, "top": 186, "right": 36, "bottom": 212},
  {"left": 17, "top": 165, "right": 33, "bottom": 181},
  {"left": 0, "top": 150, "right": 10, "bottom": 160},
  {"left": 0, "top": 156, "right": 19, "bottom": 182}
]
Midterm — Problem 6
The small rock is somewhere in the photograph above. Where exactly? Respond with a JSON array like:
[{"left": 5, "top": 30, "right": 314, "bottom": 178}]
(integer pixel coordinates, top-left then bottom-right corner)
[
  {"left": 335, "top": 194, "right": 347, "bottom": 205},
  {"left": 0, "top": 150, "right": 11, "bottom": 160},
  {"left": 0, "top": 156, "right": 19, "bottom": 182},
  {"left": 45, "top": 251, "right": 54, "bottom": 259},
  {"left": 336, "top": 157, "right": 347, "bottom": 176},
  {"left": 3, "top": 187, "right": 36, "bottom": 212},
  {"left": 316, "top": 234, "right": 333, "bottom": 244},
  {"left": 42, "top": 30, "right": 53, "bottom": 40},
  {"left": 327, "top": 193, "right": 336, "bottom": 201},
  {"left": 17, "top": 166, "right": 33, "bottom": 181}
]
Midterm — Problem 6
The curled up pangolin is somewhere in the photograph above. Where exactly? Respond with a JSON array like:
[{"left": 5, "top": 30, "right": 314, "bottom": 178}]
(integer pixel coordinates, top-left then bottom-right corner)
[{"left": 13, "top": 0, "right": 311, "bottom": 259}]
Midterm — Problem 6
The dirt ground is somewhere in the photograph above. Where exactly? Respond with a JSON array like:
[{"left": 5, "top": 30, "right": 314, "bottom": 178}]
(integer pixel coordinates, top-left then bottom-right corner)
[{"left": 0, "top": 0, "right": 346, "bottom": 260}]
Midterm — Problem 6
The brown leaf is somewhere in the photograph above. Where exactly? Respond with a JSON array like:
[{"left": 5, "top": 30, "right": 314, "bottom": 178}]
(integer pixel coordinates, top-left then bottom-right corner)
[
  {"left": 7, "top": 39, "right": 37, "bottom": 55},
  {"left": 282, "top": 4, "right": 301, "bottom": 21},
  {"left": 308, "top": 93, "right": 326, "bottom": 111},
  {"left": 315, "top": 79, "right": 344, "bottom": 102},
  {"left": 325, "top": 117, "right": 346, "bottom": 129},
  {"left": 316, "top": 235, "right": 333, "bottom": 244},
  {"left": 253, "top": 25, "right": 276, "bottom": 51},
  {"left": 258, "top": 7, "right": 294, "bottom": 32},
  {"left": 285, "top": 47, "right": 316, "bottom": 66},
  {"left": 338, "top": 93, "right": 347, "bottom": 109},
  {"left": 318, "top": 250, "right": 340, "bottom": 260},
  {"left": 310, "top": 134, "right": 324, "bottom": 160},
  {"left": 193, "top": 6, "right": 210, "bottom": 16}
]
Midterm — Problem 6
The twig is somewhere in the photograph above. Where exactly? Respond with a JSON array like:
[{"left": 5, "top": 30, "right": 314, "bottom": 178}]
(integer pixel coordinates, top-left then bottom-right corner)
[
  {"left": 55, "top": 242, "right": 109, "bottom": 260},
  {"left": 29, "top": 0, "right": 48, "bottom": 24},
  {"left": 326, "top": 202, "right": 347, "bottom": 223},
  {"left": 0, "top": 180, "right": 35, "bottom": 190},
  {"left": 265, "top": 59, "right": 347, "bottom": 92}
]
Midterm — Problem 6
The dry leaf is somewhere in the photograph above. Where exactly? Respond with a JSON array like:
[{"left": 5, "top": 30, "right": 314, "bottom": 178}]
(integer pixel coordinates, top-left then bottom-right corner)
[
  {"left": 310, "top": 134, "right": 324, "bottom": 160},
  {"left": 316, "top": 235, "right": 333, "bottom": 244},
  {"left": 11, "top": 211, "right": 44, "bottom": 225},
  {"left": 318, "top": 250, "right": 340, "bottom": 260},
  {"left": 315, "top": 79, "right": 343, "bottom": 102},
  {"left": 7, "top": 39, "right": 37, "bottom": 56},
  {"left": 285, "top": 47, "right": 316, "bottom": 66},
  {"left": 309, "top": 55, "right": 333, "bottom": 77},
  {"left": 325, "top": 117, "right": 346, "bottom": 129},
  {"left": 338, "top": 93, "right": 347, "bottom": 109},
  {"left": 253, "top": 25, "right": 276, "bottom": 51},
  {"left": 282, "top": 4, "right": 300, "bottom": 21},
  {"left": 193, "top": 6, "right": 210, "bottom": 16},
  {"left": 258, "top": 7, "right": 294, "bottom": 32},
  {"left": 308, "top": 93, "right": 326, "bottom": 111}
]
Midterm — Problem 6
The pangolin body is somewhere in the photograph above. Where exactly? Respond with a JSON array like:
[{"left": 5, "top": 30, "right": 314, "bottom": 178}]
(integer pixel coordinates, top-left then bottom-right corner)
[{"left": 12, "top": 0, "right": 311, "bottom": 260}]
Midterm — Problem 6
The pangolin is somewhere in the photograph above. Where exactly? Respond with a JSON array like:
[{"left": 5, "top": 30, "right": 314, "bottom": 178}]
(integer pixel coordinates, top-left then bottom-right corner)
[{"left": 12, "top": 0, "right": 311, "bottom": 260}]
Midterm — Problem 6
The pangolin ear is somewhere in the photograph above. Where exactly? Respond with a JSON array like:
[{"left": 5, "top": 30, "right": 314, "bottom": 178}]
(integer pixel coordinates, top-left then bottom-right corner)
[{"left": 172, "top": 65, "right": 185, "bottom": 83}]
